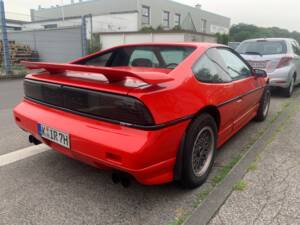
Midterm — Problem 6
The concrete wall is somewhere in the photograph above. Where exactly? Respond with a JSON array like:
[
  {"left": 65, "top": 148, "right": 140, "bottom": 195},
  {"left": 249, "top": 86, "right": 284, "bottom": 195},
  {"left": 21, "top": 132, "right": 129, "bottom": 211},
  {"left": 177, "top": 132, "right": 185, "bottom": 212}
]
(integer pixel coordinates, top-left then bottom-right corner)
[
  {"left": 2, "top": 26, "right": 83, "bottom": 62},
  {"left": 99, "top": 32, "right": 217, "bottom": 49},
  {"left": 184, "top": 33, "right": 217, "bottom": 43}
]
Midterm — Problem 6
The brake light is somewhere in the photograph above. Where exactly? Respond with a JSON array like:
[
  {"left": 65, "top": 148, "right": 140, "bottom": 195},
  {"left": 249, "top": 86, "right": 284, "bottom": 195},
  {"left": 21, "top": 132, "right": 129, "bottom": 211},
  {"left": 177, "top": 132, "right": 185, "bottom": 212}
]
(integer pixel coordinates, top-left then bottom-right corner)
[
  {"left": 24, "top": 79, "right": 155, "bottom": 127},
  {"left": 277, "top": 56, "right": 293, "bottom": 68}
]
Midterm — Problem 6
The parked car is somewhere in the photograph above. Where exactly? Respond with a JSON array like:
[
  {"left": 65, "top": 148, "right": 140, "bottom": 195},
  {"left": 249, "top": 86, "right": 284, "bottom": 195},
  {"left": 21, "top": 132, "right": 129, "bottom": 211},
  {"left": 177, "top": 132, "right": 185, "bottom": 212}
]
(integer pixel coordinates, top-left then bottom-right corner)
[
  {"left": 237, "top": 38, "right": 300, "bottom": 97},
  {"left": 14, "top": 43, "right": 270, "bottom": 188},
  {"left": 228, "top": 42, "right": 241, "bottom": 50}
]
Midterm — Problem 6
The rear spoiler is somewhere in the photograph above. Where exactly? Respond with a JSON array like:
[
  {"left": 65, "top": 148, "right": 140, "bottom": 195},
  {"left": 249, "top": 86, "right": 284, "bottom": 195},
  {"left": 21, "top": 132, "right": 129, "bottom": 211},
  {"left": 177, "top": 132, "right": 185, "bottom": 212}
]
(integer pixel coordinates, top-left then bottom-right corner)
[{"left": 21, "top": 61, "right": 174, "bottom": 85}]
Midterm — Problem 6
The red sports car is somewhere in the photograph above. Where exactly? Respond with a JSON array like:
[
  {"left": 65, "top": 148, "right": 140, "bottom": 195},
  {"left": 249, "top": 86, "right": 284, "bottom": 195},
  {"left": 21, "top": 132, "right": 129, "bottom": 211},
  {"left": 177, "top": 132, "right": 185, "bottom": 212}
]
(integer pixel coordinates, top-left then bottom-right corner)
[{"left": 14, "top": 43, "right": 270, "bottom": 188}]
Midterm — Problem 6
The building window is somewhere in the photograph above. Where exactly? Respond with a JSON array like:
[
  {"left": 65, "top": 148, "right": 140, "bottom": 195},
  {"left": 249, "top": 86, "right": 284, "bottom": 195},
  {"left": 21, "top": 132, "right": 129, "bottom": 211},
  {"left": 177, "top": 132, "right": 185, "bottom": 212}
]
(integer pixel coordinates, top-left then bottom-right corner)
[
  {"left": 142, "top": 5, "right": 150, "bottom": 25},
  {"left": 174, "top": 13, "right": 181, "bottom": 27},
  {"left": 201, "top": 19, "right": 207, "bottom": 33},
  {"left": 44, "top": 24, "right": 58, "bottom": 29},
  {"left": 162, "top": 11, "right": 170, "bottom": 28}
]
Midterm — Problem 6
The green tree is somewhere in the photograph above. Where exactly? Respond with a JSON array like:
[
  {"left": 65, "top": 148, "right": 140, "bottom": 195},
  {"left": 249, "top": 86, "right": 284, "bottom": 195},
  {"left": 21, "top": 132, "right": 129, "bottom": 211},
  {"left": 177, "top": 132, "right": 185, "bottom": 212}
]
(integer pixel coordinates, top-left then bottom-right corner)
[
  {"left": 230, "top": 23, "right": 300, "bottom": 43},
  {"left": 216, "top": 33, "right": 229, "bottom": 45},
  {"left": 87, "top": 34, "right": 102, "bottom": 54}
]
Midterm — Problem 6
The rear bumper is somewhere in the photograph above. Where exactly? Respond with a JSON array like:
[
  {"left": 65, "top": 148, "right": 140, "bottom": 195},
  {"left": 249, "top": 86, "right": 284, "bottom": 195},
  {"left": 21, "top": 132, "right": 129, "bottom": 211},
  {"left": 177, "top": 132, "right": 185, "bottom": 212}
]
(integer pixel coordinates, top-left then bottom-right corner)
[{"left": 13, "top": 99, "right": 190, "bottom": 185}]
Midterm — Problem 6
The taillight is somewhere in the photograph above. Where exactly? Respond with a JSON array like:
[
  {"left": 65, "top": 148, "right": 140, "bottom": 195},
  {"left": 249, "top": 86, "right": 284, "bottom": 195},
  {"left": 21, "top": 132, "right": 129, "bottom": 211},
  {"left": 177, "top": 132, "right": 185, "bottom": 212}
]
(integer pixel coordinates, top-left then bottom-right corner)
[
  {"left": 277, "top": 56, "right": 293, "bottom": 68},
  {"left": 24, "top": 79, "right": 154, "bottom": 127}
]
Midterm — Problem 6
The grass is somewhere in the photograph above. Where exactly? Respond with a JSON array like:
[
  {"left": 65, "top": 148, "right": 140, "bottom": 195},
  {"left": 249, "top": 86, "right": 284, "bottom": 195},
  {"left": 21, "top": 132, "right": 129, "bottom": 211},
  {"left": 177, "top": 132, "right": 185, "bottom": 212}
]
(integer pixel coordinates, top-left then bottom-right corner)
[
  {"left": 233, "top": 180, "right": 247, "bottom": 191},
  {"left": 211, "top": 154, "right": 242, "bottom": 187},
  {"left": 168, "top": 209, "right": 190, "bottom": 225},
  {"left": 248, "top": 161, "right": 257, "bottom": 172},
  {"left": 192, "top": 186, "right": 214, "bottom": 208}
]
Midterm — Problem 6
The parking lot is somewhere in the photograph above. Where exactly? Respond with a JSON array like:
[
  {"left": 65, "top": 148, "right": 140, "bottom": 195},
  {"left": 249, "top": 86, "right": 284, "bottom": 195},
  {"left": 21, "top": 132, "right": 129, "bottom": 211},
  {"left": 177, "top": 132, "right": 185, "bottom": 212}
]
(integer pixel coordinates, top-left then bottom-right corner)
[{"left": 0, "top": 79, "right": 299, "bottom": 225}]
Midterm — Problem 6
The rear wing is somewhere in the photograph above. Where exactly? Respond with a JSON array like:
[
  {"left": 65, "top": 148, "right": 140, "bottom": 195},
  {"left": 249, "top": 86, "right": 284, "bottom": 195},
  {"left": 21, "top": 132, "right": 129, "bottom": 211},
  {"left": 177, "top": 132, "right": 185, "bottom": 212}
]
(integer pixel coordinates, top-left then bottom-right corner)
[{"left": 21, "top": 61, "right": 174, "bottom": 85}]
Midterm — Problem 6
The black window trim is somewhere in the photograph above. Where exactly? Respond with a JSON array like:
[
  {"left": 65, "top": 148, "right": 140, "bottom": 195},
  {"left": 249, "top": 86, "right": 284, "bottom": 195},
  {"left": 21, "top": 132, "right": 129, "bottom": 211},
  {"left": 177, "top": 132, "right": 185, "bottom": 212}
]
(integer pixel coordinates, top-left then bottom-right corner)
[
  {"left": 43, "top": 24, "right": 58, "bottom": 29},
  {"left": 142, "top": 5, "right": 151, "bottom": 25},
  {"left": 174, "top": 13, "right": 181, "bottom": 26},
  {"left": 162, "top": 10, "right": 170, "bottom": 28}
]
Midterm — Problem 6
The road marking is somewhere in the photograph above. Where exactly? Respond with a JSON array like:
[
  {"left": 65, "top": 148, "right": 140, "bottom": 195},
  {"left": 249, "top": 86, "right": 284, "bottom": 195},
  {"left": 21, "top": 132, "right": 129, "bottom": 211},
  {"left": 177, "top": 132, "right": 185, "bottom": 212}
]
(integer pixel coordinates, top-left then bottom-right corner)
[{"left": 0, "top": 144, "right": 49, "bottom": 167}]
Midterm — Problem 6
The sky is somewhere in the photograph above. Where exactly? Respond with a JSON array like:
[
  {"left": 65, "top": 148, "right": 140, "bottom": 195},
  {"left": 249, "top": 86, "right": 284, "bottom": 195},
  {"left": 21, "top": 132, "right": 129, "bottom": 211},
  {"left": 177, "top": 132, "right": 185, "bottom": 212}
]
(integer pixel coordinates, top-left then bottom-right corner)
[{"left": 4, "top": 0, "right": 300, "bottom": 32}]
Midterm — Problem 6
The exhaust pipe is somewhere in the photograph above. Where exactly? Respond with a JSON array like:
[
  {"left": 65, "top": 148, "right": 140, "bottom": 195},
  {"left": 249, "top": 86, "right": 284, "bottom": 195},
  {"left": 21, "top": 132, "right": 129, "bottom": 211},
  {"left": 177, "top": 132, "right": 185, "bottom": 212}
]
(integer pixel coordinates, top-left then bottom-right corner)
[
  {"left": 112, "top": 172, "right": 131, "bottom": 188},
  {"left": 29, "top": 135, "right": 41, "bottom": 145}
]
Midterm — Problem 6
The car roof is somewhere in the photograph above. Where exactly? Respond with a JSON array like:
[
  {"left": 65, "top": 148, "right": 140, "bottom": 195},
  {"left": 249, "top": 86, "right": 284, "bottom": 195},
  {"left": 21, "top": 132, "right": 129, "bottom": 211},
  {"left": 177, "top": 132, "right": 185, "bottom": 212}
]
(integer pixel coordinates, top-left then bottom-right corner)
[
  {"left": 110, "top": 42, "right": 223, "bottom": 49},
  {"left": 241, "top": 38, "right": 297, "bottom": 43}
]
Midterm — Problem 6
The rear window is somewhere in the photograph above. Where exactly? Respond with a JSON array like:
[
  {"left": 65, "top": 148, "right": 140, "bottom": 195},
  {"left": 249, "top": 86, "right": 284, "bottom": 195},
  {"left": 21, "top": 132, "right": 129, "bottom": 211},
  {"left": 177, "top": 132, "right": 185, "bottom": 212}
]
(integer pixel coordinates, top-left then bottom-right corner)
[
  {"left": 237, "top": 40, "right": 287, "bottom": 55},
  {"left": 77, "top": 46, "right": 195, "bottom": 69}
]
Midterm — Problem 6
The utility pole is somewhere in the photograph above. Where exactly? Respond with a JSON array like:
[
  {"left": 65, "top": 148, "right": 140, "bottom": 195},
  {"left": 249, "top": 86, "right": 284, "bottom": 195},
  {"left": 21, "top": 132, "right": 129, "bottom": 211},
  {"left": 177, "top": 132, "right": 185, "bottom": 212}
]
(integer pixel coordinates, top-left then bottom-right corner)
[
  {"left": 89, "top": 14, "right": 93, "bottom": 50},
  {"left": 61, "top": 0, "right": 65, "bottom": 25},
  {"left": 0, "top": 0, "right": 11, "bottom": 75},
  {"left": 81, "top": 15, "right": 87, "bottom": 56}
]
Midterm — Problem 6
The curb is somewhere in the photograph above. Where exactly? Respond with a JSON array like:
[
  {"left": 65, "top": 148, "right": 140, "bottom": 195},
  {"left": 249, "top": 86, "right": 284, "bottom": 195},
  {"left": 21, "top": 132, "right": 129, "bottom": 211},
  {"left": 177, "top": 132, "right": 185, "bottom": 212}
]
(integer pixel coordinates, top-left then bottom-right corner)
[{"left": 184, "top": 94, "right": 299, "bottom": 225}]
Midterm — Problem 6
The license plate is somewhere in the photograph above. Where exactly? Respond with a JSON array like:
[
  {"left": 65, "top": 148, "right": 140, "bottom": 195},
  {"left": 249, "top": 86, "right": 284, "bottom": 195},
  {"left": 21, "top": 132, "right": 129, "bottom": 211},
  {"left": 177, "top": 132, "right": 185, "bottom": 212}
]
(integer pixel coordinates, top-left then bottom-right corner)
[
  {"left": 249, "top": 61, "right": 267, "bottom": 69},
  {"left": 38, "top": 124, "right": 70, "bottom": 149}
]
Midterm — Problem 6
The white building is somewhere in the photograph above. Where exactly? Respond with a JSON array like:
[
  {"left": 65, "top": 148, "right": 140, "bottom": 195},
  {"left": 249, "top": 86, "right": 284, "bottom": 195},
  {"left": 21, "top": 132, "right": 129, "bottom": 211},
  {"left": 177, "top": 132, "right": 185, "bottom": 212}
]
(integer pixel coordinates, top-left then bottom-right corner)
[{"left": 25, "top": 0, "right": 230, "bottom": 34}]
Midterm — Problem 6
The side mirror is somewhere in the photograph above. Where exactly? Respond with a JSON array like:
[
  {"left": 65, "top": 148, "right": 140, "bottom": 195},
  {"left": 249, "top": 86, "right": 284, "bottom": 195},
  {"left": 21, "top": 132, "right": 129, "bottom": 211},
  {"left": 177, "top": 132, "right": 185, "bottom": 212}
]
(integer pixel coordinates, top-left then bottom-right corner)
[{"left": 253, "top": 69, "right": 267, "bottom": 78}]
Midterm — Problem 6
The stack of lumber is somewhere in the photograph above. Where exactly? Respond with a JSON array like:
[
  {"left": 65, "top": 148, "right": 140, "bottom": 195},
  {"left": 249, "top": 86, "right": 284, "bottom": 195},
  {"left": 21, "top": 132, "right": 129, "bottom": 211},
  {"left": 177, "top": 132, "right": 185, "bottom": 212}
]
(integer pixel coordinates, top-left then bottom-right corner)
[{"left": 0, "top": 41, "right": 39, "bottom": 64}]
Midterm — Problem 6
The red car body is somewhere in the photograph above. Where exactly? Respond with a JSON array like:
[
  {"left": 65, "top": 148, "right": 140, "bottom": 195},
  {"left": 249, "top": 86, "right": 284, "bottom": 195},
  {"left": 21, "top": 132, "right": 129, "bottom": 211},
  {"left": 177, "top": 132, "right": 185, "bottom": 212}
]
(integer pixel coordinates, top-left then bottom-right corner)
[{"left": 14, "top": 43, "right": 268, "bottom": 185}]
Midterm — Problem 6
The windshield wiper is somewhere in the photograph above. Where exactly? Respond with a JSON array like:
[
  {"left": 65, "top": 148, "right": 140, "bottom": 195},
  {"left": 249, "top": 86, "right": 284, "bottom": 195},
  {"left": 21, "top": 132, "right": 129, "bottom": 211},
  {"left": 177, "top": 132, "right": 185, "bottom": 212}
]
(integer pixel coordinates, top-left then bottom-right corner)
[{"left": 243, "top": 51, "right": 262, "bottom": 56}]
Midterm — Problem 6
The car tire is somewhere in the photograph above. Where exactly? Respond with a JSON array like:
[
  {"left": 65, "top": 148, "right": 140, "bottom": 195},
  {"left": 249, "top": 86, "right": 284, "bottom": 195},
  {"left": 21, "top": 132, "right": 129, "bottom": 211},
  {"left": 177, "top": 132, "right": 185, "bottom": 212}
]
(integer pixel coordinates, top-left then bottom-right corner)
[
  {"left": 283, "top": 76, "right": 295, "bottom": 98},
  {"left": 254, "top": 87, "right": 271, "bottom": 122},
  {"left": 181, "top": 113, "right": 217, "bottom": 189}
]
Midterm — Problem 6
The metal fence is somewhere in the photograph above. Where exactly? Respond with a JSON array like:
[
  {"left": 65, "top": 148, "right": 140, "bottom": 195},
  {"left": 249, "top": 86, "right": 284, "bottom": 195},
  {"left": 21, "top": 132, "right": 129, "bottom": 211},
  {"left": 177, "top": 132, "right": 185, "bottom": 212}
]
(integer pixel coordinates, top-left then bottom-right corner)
[
  {"left": 3, "top": 26, "right": 84, "bottom": 62},
  {"left": 0, "top": 26, "right": 85, "bottom": 76},
  {"left": 0, "top": 1, "right": 88, "bottom": 76}
]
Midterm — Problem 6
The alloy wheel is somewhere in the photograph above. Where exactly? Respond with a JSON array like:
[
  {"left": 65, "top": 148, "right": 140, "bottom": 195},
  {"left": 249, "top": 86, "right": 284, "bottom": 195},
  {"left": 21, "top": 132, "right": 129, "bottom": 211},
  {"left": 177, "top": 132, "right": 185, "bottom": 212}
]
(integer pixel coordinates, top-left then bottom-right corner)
[
  {"left": 192, "top": 126, "right": 215, "bottom": 177},
  {"left": 289, "top": 78, "right": 295, "bottom": 95},
  {"left": 263, "top": 90, "right": 271, "bottom": 117}
]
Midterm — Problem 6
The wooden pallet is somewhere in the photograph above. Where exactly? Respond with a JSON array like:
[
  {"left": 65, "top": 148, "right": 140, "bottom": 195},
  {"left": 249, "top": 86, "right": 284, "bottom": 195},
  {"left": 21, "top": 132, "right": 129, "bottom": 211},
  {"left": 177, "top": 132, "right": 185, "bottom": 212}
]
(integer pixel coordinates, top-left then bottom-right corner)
[{"left": 0, "top": 41, "right": 39, "bottom": 64}]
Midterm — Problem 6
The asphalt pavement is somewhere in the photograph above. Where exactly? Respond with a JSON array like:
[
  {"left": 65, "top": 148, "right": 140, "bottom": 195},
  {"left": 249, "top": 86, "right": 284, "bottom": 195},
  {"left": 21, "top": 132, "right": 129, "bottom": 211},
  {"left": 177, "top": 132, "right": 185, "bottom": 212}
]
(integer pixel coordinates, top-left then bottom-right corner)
[
  {"left": 0, "top": 79, "right": 299, "bottom": 225},
  {"left": 0, "top": 79, "right": 30, "bottom": 155}
]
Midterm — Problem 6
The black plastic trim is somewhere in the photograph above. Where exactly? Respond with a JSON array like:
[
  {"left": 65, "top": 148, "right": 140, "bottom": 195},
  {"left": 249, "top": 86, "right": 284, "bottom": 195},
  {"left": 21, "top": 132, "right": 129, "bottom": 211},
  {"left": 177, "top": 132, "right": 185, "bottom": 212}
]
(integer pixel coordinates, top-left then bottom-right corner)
[
  {"left": 25, "top": 97, "right": 194, "bottom": 131},
  {"left": 24, "top": 78, "right": 156, "bottom": 126},
  {"left": 216, "top": 86, "right": 264, "bottom": 108}
]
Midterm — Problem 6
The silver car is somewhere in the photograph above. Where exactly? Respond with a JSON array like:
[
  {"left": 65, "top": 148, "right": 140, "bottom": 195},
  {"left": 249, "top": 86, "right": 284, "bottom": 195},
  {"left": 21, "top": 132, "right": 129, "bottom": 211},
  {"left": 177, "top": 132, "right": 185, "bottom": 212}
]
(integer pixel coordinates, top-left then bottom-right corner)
[{"left": 237, "top": 38, "right": 300, "bottom": 97}]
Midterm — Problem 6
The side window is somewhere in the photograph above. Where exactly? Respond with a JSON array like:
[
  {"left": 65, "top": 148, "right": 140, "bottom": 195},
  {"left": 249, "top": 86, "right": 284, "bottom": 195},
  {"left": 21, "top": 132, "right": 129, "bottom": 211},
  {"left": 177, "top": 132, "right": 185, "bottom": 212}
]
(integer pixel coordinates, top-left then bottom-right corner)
[
  {"left": 292, "top": 42, "right": 300, "bottom": 56},
  {"left": 161, "top": 48, "right": 191, "bottom": 67},
  {"left": 217, "top": 48, "right": 251, "bottom": 80},
  {"left": 174, "top": 13, "right": 181, "bottom": 27},
  {"left": 192, "top": 48, "right": 232, "bottom": 83},
  {"left": 162, "top": 11, "right": 170, "bottom": 28},
  {"left": 129, "top": 49, "right": 159, "bottom": 67},
  {"left": 142, "top": 5, "right": 150, "bottom": 25},
  {"left": 80, "top": 52, "right": 113, "bottom": 67}
]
